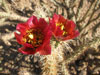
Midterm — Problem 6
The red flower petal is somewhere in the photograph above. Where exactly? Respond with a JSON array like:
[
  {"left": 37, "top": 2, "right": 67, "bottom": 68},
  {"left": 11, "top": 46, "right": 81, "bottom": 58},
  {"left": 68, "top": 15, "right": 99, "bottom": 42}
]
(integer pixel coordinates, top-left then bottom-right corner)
[
  {"left": 72, "top": 30, "right": 80, "bottom": 38},
  {"left": 65, "top": 20, "right": 76, "bottom": 33},
  {"left": 38, "top": 29, "right": 52, "bottom": 55},
  {"left": 23, "top": 43, "right": 33, "bottom": 48},
  {"left": 54, "top": 26, "right": 63, "bottom": 36},
  {"left": 14, "top": 32, "right": 23, "bottom": 44},
  {"left": 39, "top": 44, "right": 51, "bottom": 55},
  {"left": 43, "top": 29, "right": 52, "bottom": 43},
  {"left": 27, "top": 16, "right": 38, "bottom": 28},
  {"left": 16, "top": 23, "right": 28, "bottom": 35},
  {"left": 43, "top": 25, "right": 51, "bottom": 35},
  {"left": 49, "top": 20, "right": 56, "bottom": 32},
  {"left": 58, "top": 15, "right": 66, "bottom": 24},
  {"left": 38, "top": 18, "right": 48, "bottom": 30},
  {"left": 18, "top": 47, "right": 36, "bottom": 55},
  {"left": 62, "top": 30, "right": 79, "bottom": 41},
  {"left": 53, "top": 13, "right": 59, "bottom": 22}
]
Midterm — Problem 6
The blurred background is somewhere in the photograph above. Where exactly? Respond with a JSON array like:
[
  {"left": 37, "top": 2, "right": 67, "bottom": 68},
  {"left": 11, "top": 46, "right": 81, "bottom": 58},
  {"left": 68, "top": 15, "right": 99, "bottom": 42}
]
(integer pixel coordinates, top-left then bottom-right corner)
[{"left": 0, "top": 0, "right": 100, "bottom": 75}]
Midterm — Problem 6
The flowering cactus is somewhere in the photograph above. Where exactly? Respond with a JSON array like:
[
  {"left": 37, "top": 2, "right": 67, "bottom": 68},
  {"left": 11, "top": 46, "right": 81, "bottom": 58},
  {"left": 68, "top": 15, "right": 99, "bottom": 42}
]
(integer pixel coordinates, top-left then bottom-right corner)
[
  {"left": 15, "top": 14, "right": 79, "bottom": 55},
  {"left": 15, "top": 16, "right": 52, "bottom": 55},
  {"left": 49, "top": 14, "right": 79, "bottom": 41}
]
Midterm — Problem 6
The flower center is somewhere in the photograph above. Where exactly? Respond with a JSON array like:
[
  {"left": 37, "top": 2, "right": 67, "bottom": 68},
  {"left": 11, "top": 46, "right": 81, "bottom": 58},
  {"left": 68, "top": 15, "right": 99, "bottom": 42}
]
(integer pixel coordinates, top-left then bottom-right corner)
[
  {"left": 56, "top": 23, "right": 67, "bottom": 36},
  {"left": 23, "top": 29, "right": 43, "bottom": 48}
]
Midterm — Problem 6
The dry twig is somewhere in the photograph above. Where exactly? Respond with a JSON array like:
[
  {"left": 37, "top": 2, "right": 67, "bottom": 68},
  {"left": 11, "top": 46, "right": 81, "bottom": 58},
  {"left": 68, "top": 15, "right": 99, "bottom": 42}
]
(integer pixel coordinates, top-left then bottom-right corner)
[{"left": 0, "top": 12, "right": 28, "bottom": 22}]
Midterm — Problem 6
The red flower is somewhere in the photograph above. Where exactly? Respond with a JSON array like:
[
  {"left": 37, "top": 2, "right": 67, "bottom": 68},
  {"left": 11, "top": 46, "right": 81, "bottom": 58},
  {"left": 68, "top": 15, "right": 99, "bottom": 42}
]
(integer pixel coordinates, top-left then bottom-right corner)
[
  {"left": 49, "top": 14, "right": 79, "bottom": 41},
  {"left": 15, "top": 16, "right": 52, "bottom": 55}
]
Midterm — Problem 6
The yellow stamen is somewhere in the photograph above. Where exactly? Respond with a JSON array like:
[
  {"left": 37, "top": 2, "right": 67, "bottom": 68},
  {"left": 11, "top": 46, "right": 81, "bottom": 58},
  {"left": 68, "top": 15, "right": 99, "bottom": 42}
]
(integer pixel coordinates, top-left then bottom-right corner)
[
  {"left": 28, "top": 34, "right": 34, "bottom": 39},
  {"left": 23, "top": 29, "right": 43, "bottom": 48},
  {"left": 23, "top": 38, "right": 26, "bottom": 42},
  {"left": 63, "top": 31, "right": 67, "bottom": 36},
  {"left": 28, "top": 40, "right": 31, "bottom": 43},
  {"left": 56, "top": 23, "right": 59, "bottom": 26},
  {"left": 56, "top": 23, "right": 63, "bottom": 26},
  {"left": 61, "top": 25, "right": 64, "bottom": 30},
  {"left": 56, "top": 22, "right": 68, "bottom": 36}
]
